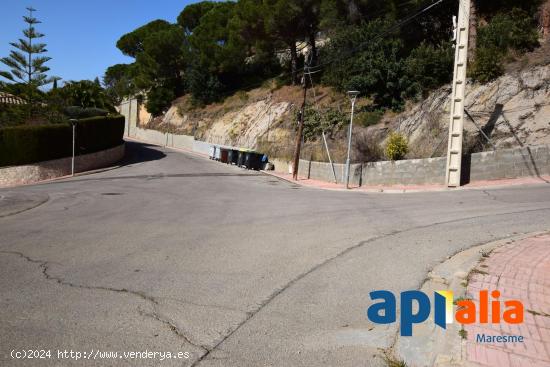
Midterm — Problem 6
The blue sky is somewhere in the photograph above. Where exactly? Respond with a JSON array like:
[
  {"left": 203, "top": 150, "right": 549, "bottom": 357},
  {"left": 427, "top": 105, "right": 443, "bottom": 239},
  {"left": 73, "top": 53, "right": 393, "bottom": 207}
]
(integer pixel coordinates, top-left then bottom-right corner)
[{"left": 0, "top": 1, "right": 200, "bottom": 85}]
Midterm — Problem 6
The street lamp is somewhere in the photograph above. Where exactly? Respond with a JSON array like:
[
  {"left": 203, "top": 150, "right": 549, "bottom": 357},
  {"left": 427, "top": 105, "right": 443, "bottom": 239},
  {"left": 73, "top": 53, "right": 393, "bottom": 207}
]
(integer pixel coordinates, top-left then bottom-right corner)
[
  {"left": 70, "top": 119, "right": 77, "bottom": 176},
  {"left": 345, "top": 91, "right": 360, "bottom": 189}
]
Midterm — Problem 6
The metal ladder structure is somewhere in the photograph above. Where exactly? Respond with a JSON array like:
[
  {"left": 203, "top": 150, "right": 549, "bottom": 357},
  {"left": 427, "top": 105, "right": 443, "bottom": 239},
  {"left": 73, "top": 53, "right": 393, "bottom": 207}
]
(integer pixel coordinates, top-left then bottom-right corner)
[{"left": 445, "top": 0, "right": 471, "bottom": 187}]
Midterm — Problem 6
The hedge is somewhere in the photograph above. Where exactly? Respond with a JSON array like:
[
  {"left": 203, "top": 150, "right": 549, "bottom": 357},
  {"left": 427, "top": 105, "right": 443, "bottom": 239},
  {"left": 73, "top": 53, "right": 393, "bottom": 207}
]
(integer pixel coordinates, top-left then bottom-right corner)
[{"left": 0, "top": 115, "right": 125, "bottom": 167}]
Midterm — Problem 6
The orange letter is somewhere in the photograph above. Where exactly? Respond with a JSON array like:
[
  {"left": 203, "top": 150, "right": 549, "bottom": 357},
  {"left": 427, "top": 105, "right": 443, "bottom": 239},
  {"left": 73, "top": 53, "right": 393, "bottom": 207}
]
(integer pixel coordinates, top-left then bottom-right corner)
[
  {"left": 456, "top": 300, "right": 476, "bottom": 324},
  {"left": 503, "top": 300, "right": 524, "bottom": 324},
  {"left": 491, "top": 291, "right": 501, "bottom": 323},
  {"left": 479, "top": 290, "right": 488, "bottom": 323}
]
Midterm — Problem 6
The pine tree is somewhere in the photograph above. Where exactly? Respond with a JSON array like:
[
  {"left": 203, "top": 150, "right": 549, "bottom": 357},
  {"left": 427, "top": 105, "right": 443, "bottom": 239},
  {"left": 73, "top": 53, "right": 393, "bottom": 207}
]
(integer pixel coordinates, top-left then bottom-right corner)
[{"left": 0, "top": 7, "right": 54, "bottom": 101}]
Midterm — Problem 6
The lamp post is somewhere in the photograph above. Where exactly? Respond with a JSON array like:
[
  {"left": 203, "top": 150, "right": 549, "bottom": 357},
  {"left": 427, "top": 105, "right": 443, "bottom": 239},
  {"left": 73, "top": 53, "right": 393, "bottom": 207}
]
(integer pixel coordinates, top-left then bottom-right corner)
[
  {"left": 70, "top": 119, "right": 77, "bottom": 176},
  {"left": 345, "top": 91, "right": 360, "bottom": 189}
]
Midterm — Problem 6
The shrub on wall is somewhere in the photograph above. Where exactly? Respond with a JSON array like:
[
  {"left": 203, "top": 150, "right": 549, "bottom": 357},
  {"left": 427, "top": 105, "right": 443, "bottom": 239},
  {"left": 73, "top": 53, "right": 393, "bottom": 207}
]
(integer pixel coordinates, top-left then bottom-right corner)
[
  {"left": 75, "top": 115, "right": 125, "bottom": 155},
  {"left": 0, "top": 115, "right": 125, "bottom": 167},
  {"left": 385, "top": 132, "right": 409, "bottom": 161}
]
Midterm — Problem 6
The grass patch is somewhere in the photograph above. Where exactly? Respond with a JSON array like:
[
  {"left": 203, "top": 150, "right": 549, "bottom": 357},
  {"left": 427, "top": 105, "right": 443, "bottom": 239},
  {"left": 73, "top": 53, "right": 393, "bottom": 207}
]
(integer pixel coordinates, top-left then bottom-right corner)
[
  {"left": 470, "top": 269, "right": 489, "bottom": 276},
  {"left": 383, "top": 353, "right": 408, "bottom": 367},
  {"left": 480, "top": 249, "right": 492, "bottom": 258}
]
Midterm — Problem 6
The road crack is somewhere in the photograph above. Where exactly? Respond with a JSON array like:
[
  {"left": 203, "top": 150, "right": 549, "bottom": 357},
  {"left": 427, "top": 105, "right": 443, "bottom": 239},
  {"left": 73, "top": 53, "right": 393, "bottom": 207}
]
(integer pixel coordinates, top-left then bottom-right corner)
[
  {"left": 0, "top": 250, "right": 208, "bottom": 354},
  {"left": 191, "top": 206, "right": 550, "bottom": 366}
]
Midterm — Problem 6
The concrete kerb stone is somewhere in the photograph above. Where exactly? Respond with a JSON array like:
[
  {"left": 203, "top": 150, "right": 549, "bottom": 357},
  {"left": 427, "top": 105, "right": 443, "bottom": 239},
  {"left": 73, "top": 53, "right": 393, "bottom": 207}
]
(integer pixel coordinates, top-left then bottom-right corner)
[{"left": 393, "top": 232, "right": 548, "bottom": 367}]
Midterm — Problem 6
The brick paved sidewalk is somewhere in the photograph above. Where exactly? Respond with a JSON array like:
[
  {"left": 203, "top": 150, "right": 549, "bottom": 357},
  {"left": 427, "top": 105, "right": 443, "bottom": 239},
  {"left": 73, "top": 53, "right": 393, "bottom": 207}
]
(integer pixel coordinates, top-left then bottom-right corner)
[
  {"left": 264, "top": 171, "right": 550, "bottom": 193},
  {"left": 465, "top": 234, "right": 550, "bottom": 367}
]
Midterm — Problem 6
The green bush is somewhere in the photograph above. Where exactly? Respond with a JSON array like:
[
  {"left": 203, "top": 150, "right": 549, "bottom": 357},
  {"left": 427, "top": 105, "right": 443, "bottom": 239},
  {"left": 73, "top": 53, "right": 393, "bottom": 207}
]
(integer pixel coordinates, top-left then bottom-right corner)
[
  {"left": 471, "top": 8, "right": 539, "bottom": 82},
  {"left": 355, "top": 110, "right": 384, "bottom": 128},
  {"left": 75, "top": 115, "right": 125, "bottom": 155},
  {"left": 64, "top": 106, "right": 109, "bottom": 119},
  {"left": 300, "top": 107, "right": 347, "bottom": 142},
  {"left": 320, "top": 19, "right": 416, "bottom": 111},
  {"left": 145, "top": 86, "right": 176, "bottom": 116},
  {"left": 0, "top": 115, "right": 125, "bottom": 167},
  {"left": 478, "top": 8, "right": 539, "bottom": 53},
  {"left": 405, "top": 42, "right": 454, "bottom": 96},
  {"left": 385, "top": 131, "right": 408, "bottom": 161},
  {"left": 471, "top": 47, "right": 504, "bottom": 83}
]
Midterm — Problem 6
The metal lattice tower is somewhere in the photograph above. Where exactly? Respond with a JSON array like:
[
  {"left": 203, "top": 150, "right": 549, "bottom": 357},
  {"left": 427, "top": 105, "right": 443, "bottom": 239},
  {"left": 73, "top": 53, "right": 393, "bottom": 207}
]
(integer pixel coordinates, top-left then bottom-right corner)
[{"left": 445, "top": 0, "right": 471, "bottom": 187}]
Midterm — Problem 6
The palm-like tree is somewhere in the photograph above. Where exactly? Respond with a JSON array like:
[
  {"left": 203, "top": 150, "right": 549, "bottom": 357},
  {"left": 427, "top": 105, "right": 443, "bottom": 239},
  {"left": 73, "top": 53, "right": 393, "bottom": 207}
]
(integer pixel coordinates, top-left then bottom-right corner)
[{"left": 0, "top": 7, "right": 55, "bottom": 103}]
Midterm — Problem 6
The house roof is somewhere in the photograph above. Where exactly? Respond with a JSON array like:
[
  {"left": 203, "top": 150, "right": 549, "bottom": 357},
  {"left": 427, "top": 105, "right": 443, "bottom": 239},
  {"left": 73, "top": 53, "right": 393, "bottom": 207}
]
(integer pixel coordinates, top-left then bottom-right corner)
[{"left": 0, "top": 92, "right": 26, "bottom": 105}]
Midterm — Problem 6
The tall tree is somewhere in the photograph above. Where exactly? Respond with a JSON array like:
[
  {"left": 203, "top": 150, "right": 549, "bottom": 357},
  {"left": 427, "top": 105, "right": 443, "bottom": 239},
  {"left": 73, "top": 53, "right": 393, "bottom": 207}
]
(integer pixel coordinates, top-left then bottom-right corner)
[
  {"left": 115, "top": 21, "right": 188, "bottom": 115},
  {"left": 0, "top": 7, "right": 55, "bottom": 101},
  {"left": 116, "top": 20, "right": 174, "bottom": 58},
  {"left": 103, "top": 63, "right": 137, "bottom": 104},
  {"left": 177, "top": 1, "right": 219, "bottom": 35},
  {"left": 264, "top": 0, "right": 311, "bottom": 84}
]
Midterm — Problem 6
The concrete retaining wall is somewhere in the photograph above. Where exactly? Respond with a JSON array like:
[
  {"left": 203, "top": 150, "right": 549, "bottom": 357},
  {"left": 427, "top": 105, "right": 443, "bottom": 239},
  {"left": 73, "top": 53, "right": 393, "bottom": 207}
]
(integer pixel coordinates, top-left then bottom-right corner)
[
  {"left": 0, "top": 144, "right": 125, "bottom": 187},
  {"left": 272, "top": 144, "right": 550, "bottom": 186},
  {"left": 119, "top": 99, "right": 139, "bottom": 138},
  {"left": 169, "top": 134, "right": 194, "bottom": 151},
  {"left": 362, "top": 157, "right": 446, "bottom": 186},
  {"left": 131, "top": 127, "right": 243, "bottom": 156},
  {"left": 133, "top": 127, "right": 169, "bottom": 146},
  {"left": 129, "top": 126, "right": 550, "bottom": 186},
  {"left": 468, "top": 146, "right": 550, "bottom": 181},
  {"left": 193, "top": 140, "right": 213, "bottom": 156}
]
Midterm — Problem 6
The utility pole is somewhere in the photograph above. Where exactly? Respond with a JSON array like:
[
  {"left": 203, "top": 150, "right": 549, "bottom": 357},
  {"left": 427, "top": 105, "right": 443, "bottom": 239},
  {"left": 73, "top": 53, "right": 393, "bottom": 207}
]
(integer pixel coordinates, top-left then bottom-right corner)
[
  {"left": 445, "top": 0, "right": 471, "bottom": 187},
  {"left": 292, "top": 73, "right": 308, "bottom": 180}
]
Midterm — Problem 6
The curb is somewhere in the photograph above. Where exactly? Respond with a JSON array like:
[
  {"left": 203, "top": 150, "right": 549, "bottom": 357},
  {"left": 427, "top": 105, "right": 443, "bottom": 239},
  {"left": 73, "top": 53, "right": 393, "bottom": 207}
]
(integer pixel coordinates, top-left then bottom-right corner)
[
  {"left": 392, "top": 231, "right": 549, "bottom": 367},
  {"left": 262, "top": 170, "right": 550, "bottom": 194}
]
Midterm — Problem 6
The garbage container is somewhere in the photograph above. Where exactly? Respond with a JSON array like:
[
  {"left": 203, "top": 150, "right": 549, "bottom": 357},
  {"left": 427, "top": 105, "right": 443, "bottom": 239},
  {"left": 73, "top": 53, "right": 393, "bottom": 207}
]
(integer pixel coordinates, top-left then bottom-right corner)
[
  {"left": 261, "top": 153, "right": 269, "bottom": 170},
  {"left": 237, "top": 150, "right": 247, "bottom": 167},
  {"left": 244, "top": 152, "right": 262, "bottom": 170},
  {"left": 229, "top": 149, "right": 239, "bottom": 165},
  {"left": 209, "top": 145, "right": 216, "bottom": 160},
  {"left": 220, "top": 148, "right": 229, "bottom": 164}
]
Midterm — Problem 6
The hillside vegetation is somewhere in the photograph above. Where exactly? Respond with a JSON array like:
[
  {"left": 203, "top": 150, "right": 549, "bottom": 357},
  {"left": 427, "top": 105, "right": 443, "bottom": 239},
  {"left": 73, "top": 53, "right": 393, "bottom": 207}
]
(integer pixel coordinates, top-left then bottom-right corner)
[{"left": 108, "top": 0, "right": 550, "bottom": 162}]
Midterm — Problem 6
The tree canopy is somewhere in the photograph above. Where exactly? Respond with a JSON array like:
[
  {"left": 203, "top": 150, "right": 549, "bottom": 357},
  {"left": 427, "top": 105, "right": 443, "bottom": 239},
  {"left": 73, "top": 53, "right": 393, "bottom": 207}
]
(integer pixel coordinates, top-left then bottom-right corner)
[{"left": 103, "top": 0, "right": 545, "bottom": 114}]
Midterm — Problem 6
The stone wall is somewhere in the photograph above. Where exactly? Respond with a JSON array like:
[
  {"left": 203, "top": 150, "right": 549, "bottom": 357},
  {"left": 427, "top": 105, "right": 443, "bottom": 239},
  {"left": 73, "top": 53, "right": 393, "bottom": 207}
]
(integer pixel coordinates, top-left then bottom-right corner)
[
  {"left": 272, "top": 145, "right": 550, "bottom": 186},
  {"left": 129, "top": 127, "right": 550, "bottom": 186},
  {"left": 0, "top": 145, "right": 125, "bottom": 187},
  {"left": 468, "top": 146, "right": 550, "bottom": 181},
  {"left": 362, "top": 157, "right": 446, "bottom": 186},
  {"left": 131, "top": 127, "right": 245, "bottom": 157}
]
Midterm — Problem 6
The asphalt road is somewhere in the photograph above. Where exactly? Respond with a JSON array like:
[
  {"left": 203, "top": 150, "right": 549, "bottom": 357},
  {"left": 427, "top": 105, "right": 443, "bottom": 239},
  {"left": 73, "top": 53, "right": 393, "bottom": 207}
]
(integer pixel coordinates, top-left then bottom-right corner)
[{"left": 1, "top": 141, "right": 550, "bottom": 366}]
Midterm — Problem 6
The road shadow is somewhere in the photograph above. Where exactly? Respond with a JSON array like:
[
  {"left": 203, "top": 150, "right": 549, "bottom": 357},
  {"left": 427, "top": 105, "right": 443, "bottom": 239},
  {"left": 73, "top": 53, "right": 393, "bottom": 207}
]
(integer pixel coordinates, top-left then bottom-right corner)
[
  {"left": 120, "top": 141, "right": 166, "bottom": 166},
  {"left": 461, "top": 154, "right": 472, "bottom": 185}
]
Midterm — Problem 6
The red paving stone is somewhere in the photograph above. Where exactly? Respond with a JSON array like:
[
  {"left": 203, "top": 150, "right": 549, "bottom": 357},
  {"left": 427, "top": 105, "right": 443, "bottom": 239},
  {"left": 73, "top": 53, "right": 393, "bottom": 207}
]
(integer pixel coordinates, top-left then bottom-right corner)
[{"left": 464, "top": 234, "right": 550, "bottom": 367}]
